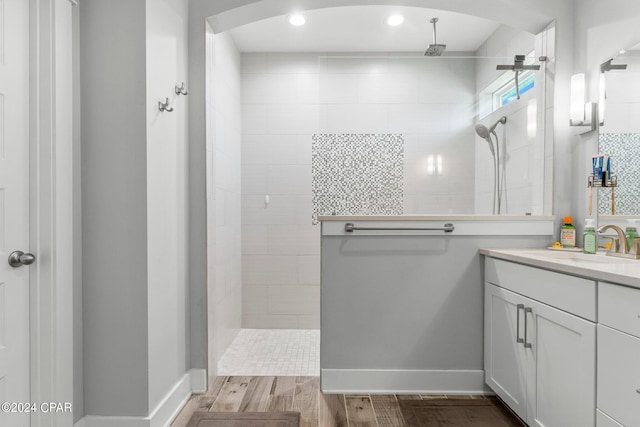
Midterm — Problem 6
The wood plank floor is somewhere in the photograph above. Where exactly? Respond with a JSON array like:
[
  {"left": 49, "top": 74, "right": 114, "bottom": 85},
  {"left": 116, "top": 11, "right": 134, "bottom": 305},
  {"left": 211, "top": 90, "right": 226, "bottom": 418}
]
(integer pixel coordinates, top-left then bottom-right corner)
[{"left": 170, "top": 376, "right": 523, "bottom": 427}]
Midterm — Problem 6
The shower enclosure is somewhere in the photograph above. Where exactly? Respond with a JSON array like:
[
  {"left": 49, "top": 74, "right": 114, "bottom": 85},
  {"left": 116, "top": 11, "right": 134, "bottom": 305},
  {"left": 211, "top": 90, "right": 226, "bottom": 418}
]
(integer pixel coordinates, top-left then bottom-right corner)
[{"left": 236, "top": 22, "right": 555, "bottom": 336}]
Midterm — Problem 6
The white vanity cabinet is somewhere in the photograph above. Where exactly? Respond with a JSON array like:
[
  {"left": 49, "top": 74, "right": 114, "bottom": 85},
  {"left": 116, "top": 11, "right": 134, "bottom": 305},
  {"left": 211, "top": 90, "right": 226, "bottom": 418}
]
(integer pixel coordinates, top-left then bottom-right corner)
[
  {"left": 597, "top": 282, "right": 640, "bottom": 427},
  {"left": 484, "top": 258, "right": 597, "bottom": 427}
]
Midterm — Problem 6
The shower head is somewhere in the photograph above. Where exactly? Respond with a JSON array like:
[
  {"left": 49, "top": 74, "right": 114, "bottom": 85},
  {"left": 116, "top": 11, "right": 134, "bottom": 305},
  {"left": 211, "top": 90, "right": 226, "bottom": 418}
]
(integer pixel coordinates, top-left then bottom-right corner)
[
  {"left": 475, "top": 124, "right": 495, "bottom": 156},
  {"left": 424, "top": 18, "right": 446, "bottom": 56},
  {"left": 601, "top": 58, "right": 627, "bottom": 73},
  {"left": 475, "top": 117, "right": 506, "bottom": 156},
  {"left": 425, "top": 44, "right": 446, "bottom": 57},
  {"left": 496, "top": 55, "right": 541, "bottom": 72},
  {"left": 475, "top": 124, "right": 491, "bottom": 140}
]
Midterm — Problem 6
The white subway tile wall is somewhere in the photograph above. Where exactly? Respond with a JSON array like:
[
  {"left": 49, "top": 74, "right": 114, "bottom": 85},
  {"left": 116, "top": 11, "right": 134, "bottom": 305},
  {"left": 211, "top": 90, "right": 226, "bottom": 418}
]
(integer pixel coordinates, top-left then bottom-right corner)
[
  {"left": 240, "top": 53, "right": 478, "bottom": 328},
  {"left": 206, "top": 32, "right": 243, "bottom": 373},
  {"left": 241, "top": 54, "right": 324, "bottom": 329}
]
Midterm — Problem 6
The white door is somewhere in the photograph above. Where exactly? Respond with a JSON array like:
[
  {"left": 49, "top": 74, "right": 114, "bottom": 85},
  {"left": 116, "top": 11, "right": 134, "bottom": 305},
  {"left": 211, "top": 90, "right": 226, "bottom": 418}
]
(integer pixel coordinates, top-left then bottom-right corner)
[
  {"left": 484, "top": 284, "right": 528, "bottom": 422},
  {"left": 0, "top": 0, "right": 31, "bottom": 426},
  {"left": 525, "top": 297, "right": 596, "bottom": 427}
]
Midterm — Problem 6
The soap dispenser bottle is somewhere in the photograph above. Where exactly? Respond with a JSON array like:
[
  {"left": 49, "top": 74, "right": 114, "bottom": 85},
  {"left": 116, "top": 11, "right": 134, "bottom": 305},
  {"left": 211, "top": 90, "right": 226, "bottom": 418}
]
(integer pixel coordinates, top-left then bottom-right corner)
[
  {"left": 583, "top": 219, "right": 597, "bottom": 254},
  {"left": 625, "top": 219, "right": 638, "bottom": 247}
]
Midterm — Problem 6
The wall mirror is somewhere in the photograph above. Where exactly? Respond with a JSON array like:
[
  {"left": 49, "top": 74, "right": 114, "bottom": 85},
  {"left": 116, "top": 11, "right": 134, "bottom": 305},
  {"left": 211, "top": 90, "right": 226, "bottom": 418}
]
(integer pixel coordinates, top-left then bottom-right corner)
[
  {"left": 228, "top": 7, "right": 555, "bottom": 218},
  {"left": 314, "top": 52, "right": 549, "bottom": 218},
  {"left": 598, "top": 42, "right": 640, "bottom": 220}
]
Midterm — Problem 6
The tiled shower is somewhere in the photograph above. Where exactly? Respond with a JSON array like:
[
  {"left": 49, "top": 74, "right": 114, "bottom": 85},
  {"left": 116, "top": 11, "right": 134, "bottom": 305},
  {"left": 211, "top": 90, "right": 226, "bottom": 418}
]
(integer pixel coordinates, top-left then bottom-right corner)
[
  {"left": 207, "top": 23, "right": 554, "bottom": 354},
  {"left": 240, "top": 53, "right": 479, "bottom": 329}
]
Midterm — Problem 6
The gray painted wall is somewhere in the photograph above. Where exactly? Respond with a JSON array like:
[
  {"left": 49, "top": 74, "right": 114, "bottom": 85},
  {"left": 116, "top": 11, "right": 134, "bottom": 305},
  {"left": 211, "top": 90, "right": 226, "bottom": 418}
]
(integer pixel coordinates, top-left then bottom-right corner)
[
  {"left": 321, "top": 234, "right": 551, "bottom": 377},
  {"left": 80, "top": 0, "right": 190, "bottom": 417},
  {"left": 80, "top": 0, "right": 150, "bottom": 416},
  {"left": 187, "top": 2, "right": 213, "bottom": 373},
  {"left": 72, "top": 2, "right": 83, "bottom": 423}
]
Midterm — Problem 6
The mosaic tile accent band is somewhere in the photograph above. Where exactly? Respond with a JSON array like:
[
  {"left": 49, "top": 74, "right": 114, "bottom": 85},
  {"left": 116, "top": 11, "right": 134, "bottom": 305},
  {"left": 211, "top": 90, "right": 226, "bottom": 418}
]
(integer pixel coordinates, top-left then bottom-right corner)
[
  {"left": 312, "top": 134, "right": 404, "bottom": 223},
  {"left": 598, "top": 133, "right": 640, "bottom": 215}
]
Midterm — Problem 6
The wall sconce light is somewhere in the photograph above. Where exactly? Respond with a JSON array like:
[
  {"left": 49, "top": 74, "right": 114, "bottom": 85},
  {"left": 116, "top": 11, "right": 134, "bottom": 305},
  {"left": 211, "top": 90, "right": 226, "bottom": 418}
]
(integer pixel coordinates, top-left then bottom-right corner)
[
  {"left": 598, "top": 73, "right": 606, "bottom": 122},
  {"left": 570, "top": 73, "right": 585, "bottom": 124},
  {"left": 569, "top": 73, "right": 598, "bottom": 131}
]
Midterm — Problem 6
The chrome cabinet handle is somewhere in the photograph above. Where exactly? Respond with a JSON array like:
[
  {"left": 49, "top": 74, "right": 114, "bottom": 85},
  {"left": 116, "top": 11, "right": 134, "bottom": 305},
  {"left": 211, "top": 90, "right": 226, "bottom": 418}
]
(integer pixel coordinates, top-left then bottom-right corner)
[
  {"left": 516, "top": 304, "right": 524, "bottom": 344},
  {"left": 8, "top": 251, "right": 36, "bottom": 268},
  {"left": 524, "top": 307, "right": 533, "bottom": 348}
]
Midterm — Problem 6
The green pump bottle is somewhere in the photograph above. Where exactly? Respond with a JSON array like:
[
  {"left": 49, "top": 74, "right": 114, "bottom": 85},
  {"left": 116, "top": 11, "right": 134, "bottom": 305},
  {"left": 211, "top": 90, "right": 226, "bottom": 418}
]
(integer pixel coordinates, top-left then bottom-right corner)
[{"left": 583, "top": 219, "right": 597, "bottom": 254}]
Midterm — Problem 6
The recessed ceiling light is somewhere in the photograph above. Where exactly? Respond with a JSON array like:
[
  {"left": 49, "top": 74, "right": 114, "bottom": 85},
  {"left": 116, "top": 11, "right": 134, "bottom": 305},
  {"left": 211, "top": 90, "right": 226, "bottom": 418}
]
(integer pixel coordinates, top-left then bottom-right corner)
[
  {"left": 619, "top": 48, "right": 627, "bottom": 54},
  {"left": 289, "top": 14, "right": 306, "bottom": 26},
  {"left": 386, "top": 14, "right": 404, "bottom": 27}
]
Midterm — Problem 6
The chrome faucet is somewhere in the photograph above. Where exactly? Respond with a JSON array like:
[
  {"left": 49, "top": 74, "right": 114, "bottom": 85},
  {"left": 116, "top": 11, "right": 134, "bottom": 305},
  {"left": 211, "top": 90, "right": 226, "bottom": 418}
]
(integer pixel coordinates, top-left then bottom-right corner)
[{"left": 597, "top": 224, "right": 640, "bottom": 259}]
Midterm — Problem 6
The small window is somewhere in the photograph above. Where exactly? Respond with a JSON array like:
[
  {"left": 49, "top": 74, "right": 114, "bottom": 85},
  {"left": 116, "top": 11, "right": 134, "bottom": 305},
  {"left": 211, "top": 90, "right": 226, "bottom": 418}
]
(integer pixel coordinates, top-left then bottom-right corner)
[
  {"left": 495, "top": 71, "right": 535, "bottom": 108},
  {"left": 478, "top": 51, "right": 537, "bottom": 119}
]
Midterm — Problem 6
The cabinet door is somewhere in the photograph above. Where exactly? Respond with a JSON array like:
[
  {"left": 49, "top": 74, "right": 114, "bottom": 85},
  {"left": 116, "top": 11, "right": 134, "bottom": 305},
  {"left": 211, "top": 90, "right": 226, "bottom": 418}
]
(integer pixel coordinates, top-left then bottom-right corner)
[
  {"left": 485, "top": 284, "right": 528, "bottom": 421},
  {"left": 598, "top": 324, "right": 640, "bottom": 427},
  {"left": 525, "top": 297, "right": 596, "bottom": 427}
]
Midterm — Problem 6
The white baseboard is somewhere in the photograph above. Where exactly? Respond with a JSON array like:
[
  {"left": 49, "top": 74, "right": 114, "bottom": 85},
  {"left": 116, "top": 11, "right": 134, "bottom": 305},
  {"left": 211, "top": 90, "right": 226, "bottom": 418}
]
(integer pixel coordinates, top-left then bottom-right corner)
[
  {"left": 75, "top": 368, "right": 206, "bottom": 427},
  {"left": 320, "top": 369, "right": 492, "bottom": 394},
  {"left": 75, "top": 415, "right": 152, "bottom": 427}
]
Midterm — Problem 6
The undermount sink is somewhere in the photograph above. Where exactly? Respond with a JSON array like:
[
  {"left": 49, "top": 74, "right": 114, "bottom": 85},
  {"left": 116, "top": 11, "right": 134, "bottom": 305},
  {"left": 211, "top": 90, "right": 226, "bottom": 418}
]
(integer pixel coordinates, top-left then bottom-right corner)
[
  {"left": 532, "top": 250, "right": 637, "bottom": 265},
  {"left": 568, "top": 253, "right": 634, "bottom": 264}
]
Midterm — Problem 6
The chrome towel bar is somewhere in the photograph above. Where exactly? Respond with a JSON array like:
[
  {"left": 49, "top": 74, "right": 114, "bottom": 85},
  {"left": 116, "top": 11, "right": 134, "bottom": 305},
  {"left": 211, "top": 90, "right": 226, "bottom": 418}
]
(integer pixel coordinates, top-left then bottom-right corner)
[{"left": 344, "top": 222, "right": 454, "bottom": 233}]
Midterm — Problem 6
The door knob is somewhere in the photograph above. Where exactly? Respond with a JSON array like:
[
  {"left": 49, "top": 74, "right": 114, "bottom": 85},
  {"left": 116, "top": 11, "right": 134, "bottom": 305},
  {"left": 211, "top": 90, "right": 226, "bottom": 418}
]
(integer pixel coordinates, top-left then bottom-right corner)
[{"left": 8, "top": 251, "right": 36, "bottom": 268}]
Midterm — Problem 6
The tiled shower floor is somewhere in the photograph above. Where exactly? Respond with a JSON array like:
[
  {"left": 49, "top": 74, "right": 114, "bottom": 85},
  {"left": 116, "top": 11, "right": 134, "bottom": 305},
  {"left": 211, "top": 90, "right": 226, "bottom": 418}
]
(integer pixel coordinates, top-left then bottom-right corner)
[{"left": 217, "top": 329, "right": 320, "bottom": 376}]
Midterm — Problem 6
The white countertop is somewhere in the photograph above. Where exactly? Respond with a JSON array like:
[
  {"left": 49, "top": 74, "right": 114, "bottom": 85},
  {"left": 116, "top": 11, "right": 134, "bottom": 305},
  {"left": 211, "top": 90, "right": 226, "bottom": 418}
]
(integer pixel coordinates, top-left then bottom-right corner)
[{"left": 480, "top": 248, "right": 640, "bottom": 289}]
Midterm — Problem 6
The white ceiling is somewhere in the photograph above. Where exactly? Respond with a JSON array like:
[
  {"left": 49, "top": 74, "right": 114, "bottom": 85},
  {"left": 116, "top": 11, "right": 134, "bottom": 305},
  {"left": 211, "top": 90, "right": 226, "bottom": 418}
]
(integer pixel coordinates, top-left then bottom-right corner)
[{"left": 227, "top": 5, "right": 503, "bottom": 53}]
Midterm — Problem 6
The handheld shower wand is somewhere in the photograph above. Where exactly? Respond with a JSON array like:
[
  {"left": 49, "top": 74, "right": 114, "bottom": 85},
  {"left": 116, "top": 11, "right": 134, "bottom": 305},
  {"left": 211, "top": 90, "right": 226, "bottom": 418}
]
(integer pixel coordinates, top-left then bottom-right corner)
[
  {"left": 474, "top": 116, "right": 507, "bottom": 155},
  {"left": 475, "top": 117, "right": 507, "bottom": 214},
  {"left": 474, "top": 123, "right": 495, "bottom": 156}
]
